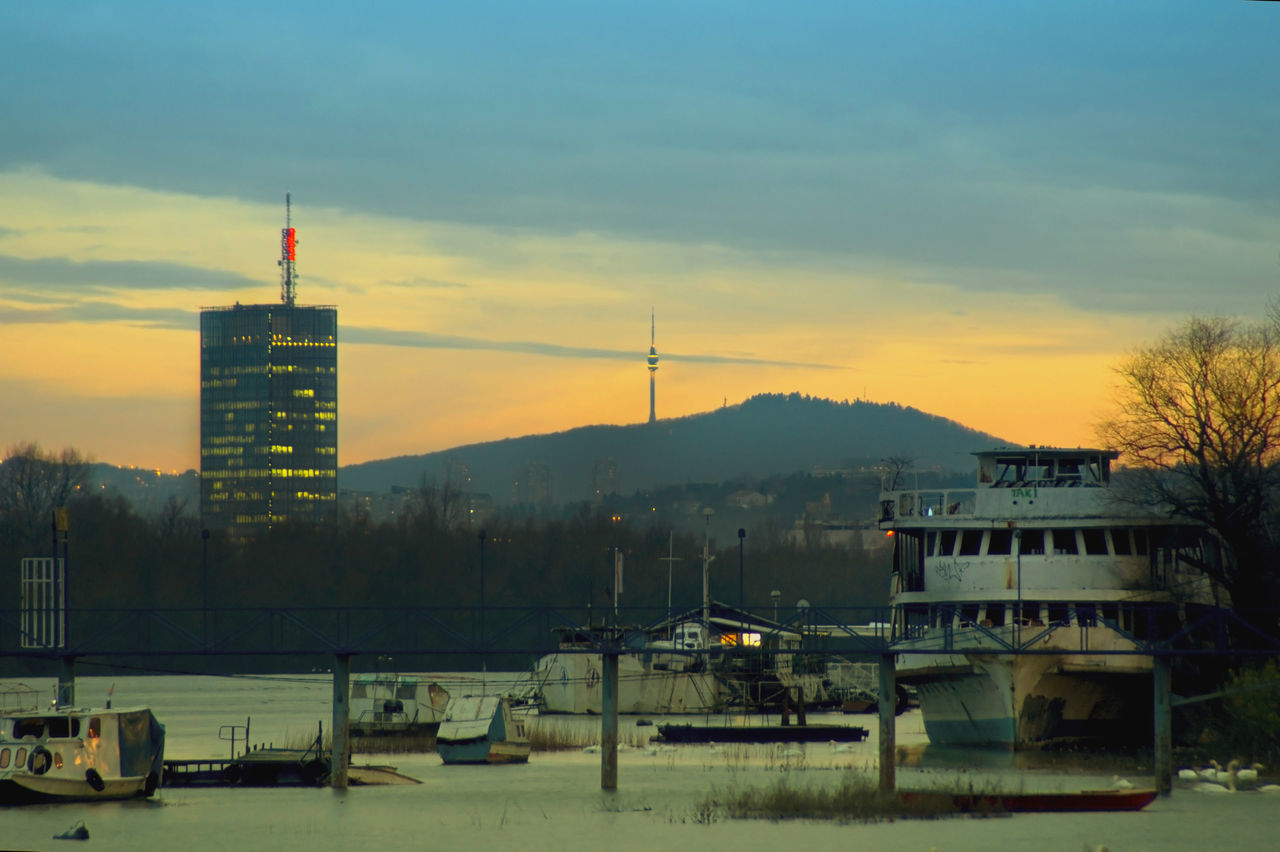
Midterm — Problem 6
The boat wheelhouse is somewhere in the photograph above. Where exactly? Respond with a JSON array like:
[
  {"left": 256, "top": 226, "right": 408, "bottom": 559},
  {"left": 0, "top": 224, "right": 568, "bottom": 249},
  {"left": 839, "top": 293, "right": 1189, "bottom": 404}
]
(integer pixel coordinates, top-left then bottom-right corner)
[
  {"left": 0, "top": 685, "right": 165, "bottom": 804},
  {"left": 879, "top": 447, "right": 1223, "bottom": 747},
  {"left": 348, "top": 675, "right": 449, "bottom": 737},
  {"left": 436, "top": 695, "right": 530, "bottom": 765}
]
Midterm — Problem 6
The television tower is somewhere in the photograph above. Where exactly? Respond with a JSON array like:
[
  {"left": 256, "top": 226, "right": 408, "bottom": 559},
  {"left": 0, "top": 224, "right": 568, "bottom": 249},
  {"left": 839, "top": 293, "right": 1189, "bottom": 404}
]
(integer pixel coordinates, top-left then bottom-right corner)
[
  {"left": 647, "top": 309, "right": 659, "bottom": 424},
  {"left": 279, "top": 192, "right": 297, "bottom": 306}
]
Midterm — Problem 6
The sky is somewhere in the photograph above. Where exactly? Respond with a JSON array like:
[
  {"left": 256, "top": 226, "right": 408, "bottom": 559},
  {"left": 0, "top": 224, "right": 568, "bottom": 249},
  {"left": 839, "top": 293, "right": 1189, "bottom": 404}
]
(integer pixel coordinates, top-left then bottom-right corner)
[{"left": 2, "top": 1, "right": 1278, "bottom": 473}]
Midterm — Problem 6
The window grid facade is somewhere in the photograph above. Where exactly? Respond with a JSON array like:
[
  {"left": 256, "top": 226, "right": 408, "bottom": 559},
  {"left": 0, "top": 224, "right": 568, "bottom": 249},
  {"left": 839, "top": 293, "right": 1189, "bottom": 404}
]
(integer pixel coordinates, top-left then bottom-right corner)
[{"left": 200, "top": 304, "right": 338, "bottom": 537}]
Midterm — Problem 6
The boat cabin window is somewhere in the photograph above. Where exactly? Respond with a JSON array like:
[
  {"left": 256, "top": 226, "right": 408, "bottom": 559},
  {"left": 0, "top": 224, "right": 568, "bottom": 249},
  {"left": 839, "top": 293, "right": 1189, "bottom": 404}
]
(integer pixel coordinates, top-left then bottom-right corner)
[
  {"left": 959, "top": 604, "right": 980, "bottom": 626},
  {"left": 938, "top": 531, "right": 957, "bottom": 556},
  {"left": 1110, "top": 529, "right": 1132, "bottom": 555},
  {"left": 1016, "top": 601, "right": 1043, "bottom": 626},
  {"left": 88, "top": 717, "right": 100, "bottom": 739},
  {"left": 993, "top": 457, "right": 1027, "bottom": 484},
  {"left": 1052, "top": 529, "right": 1079, "bottom": 555},
  {"left": 1018, "top": 530, "right": 1045, "bottom": 555},
  {"left": 12, "top": 718, "right": 45, "bottom": 739},
  {"left": 959, "top": 530, "right": 983, "bottom": 556},
  {"left": 948, "top": 491, "right": 975, "bottom": 514},
  {"left": 1101, "top": 603, "right": 1120, "bottom": 624},
  {"left": 1047, "top": 603, "right": 1070, "bottom": 626},
  {"left": 1082, "top": 529, "right": 1108, "bottom": 556},
  {"left": 987, "top": 529, "right": 1013, "bottom": 555},
  {"left": 925, "top": 531, "right": 937, "bottom": 557},
  {"left": 919, "top": 492, "right": 944, "bottom": 517},
  {"left": 1056, "top": 458, "right": 1084, "bottom": 482},
  {"left": 1076, "top": 604, "right": 1097, "bottom": 627},
  {"left": 396, "top": 683, "right": 416, "bottom": 700},
  {"left": 351, "top": 683, "right": 368, "bottom": 699},
  {"left": 0, "top": 748, "right": 9, "bottom": 769},
  {"left": 985, "top": 604, "right": 1005, "bottom": 627},
  {"left": 14, "top": 747, "right": 26, "bottom": 768},
  {"left": 1133, "top": 530, "right": 1149, "bottom": 555}
]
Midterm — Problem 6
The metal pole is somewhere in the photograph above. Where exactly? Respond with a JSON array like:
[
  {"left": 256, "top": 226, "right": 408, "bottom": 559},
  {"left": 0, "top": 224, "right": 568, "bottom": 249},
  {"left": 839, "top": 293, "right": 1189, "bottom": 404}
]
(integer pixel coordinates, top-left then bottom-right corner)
[
  {"left": 601, "top": 650, "right": 619, "bottom": 790},
  {"left": 58, "top": 656, "right": 75, "bottom": 709},
  {"left": 878, "top": 653, "right": 896, "bottom": 793},
  {"left": 331, "top": 654, "right": 350, "bottom": 789},
  {"left": 1153, "top": 654, "right": 1172, "bottom": 796},
  {"left": 1014, "top": 529, "right": 1022, "bottom": 649}
]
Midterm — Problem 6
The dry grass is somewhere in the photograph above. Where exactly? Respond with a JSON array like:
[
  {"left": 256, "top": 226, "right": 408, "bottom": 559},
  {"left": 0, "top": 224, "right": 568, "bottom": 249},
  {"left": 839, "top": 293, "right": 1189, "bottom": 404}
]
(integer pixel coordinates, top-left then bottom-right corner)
[{"left": 703, "top": 775, "right": 1002, "bottom": 823}]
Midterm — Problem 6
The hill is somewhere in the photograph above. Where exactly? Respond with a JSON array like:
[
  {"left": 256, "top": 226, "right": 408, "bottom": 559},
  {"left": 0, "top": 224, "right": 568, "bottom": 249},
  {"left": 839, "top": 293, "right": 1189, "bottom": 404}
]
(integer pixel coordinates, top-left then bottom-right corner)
[{"left": 340, "top": 393, "right": 1007, "bottom": 503}]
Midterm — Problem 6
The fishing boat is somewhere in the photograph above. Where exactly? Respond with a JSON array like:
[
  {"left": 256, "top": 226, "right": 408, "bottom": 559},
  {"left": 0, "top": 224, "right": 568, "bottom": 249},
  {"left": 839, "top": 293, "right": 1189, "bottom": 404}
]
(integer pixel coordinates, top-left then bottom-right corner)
[
  {"left": 348, "top": 674, "right": 450, "bottom": 737},
  {"left": 436, "top": 696, "right": 530, "bottom": 765},
  {"left": 880, "top": 446, "right": 1225, "bottom": 747},
  {"left": 0, "top": 684, "right": 165, "bottom": 804}
]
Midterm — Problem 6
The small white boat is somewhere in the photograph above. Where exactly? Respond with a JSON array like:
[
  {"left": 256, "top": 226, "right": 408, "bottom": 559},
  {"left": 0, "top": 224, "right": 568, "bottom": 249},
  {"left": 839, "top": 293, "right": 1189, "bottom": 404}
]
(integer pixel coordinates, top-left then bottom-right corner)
[
  {"left": 436, "top": 696, "right": 530, "bottom": 765},
  {"left": 349, "top": 675, "right": 450, "bottom": 737},
  {"left": 0, "top": 685, "right": 165, "bottom": 804}
]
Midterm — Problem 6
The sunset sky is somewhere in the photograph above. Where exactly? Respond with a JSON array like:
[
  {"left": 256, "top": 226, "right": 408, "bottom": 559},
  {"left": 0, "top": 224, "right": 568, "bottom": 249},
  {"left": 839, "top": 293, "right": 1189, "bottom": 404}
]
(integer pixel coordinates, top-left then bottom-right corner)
[{"left": 2, "top": 2, "right": 1278, "bottom": 473}]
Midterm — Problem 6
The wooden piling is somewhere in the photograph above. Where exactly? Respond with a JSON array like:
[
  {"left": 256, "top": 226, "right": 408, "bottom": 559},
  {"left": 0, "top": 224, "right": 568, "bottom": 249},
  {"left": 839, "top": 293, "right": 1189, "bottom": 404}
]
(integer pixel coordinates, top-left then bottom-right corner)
[
  {"left": 601, "top": 651, "right": 619, "bottom": 790},
  {"left": 331, "top": 654, "right": 350, "bottom": 789},
  {"left": 878, "top": 653, "right": 896, "bottom": 793},
  {"left": 1153, "top": 654, "right": 1172, "bottom": 796}
]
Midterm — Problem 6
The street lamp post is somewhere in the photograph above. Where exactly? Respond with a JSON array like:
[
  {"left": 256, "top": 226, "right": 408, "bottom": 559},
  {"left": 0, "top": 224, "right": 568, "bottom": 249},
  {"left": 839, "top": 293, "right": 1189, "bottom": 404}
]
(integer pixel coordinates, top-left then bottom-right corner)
[
  {"left": 201, "top": 528, "right": 210, "bottom": 648},
  {"left": 737, "top": 528, "right": 746, "bottom": 647}
]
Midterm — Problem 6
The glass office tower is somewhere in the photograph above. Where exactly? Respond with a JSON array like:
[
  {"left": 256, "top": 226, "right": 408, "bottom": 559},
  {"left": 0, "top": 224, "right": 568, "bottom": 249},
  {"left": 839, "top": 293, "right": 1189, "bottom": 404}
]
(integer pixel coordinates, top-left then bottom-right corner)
[{"left": 200, "top": 304, "right": 338, "bottom": 537}]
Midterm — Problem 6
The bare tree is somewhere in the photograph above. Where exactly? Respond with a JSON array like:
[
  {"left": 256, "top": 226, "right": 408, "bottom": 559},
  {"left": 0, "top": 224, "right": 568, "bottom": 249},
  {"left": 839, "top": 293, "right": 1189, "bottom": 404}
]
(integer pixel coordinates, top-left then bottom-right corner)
[
  {"left": 0, "top": 442, "right": 92, "bottom": 550},
  {"left": 879, "top": 455, "right": 915, "bottom": 491},
  {"left": 1097, "top": 315, "right": 1280, "bottom": 628}
]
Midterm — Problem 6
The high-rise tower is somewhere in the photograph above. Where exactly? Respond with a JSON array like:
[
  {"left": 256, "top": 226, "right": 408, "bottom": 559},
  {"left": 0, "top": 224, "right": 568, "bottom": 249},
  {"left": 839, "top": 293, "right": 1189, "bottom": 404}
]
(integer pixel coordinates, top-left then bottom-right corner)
[
  {"left": 647, "top": 309, "right": 659, "bottom": 424},
  {"left": 200, "top": 195, "right": 338, "bottom": 537}
]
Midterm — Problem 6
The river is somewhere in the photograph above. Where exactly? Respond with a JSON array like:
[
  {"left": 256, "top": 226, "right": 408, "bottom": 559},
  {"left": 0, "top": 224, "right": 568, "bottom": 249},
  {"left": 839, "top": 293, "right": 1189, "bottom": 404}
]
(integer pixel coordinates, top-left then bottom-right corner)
[{"left": 3, "top": 673, "right": 1277, "bottom": 851}]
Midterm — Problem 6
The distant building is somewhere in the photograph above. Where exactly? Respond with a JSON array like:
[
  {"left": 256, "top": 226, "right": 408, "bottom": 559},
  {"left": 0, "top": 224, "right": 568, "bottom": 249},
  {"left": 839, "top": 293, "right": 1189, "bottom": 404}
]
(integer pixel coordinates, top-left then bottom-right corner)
[
  {"left": 590, "top": 458, "right": 619, "bottom": 503},
  {"left": 512, "top": 462, "right": 552, "bottom": 509},
  {"left": 200, "top": 303, "right": 338, "bottom": 537}
]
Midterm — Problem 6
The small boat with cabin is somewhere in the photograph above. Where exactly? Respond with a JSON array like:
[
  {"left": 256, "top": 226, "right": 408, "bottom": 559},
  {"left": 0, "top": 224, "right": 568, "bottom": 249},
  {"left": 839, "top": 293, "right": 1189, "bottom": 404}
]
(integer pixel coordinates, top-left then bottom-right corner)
[
  {"left": 436, "top": 695, "right": 530, "bottom": 765},
  {"left": 348, "top": 674, "right": 450, "bottom": 737},
  {"left": 0, "top": 683, "right": 165, "bottom": 804}
]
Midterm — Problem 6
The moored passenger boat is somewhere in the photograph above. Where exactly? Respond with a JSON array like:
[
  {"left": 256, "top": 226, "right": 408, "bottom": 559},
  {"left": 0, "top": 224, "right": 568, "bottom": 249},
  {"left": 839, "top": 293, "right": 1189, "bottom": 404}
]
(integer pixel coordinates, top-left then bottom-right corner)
[
  {"left": 348, "top": 674, "right": 450, "bottom": 737},
  {"left": 436, "top": 695, "right": 530, "bottom": 765},
  {"left": 0, "top": 685, "right": 165, "bottom": 804},
  {"left": 879, "top": 447, "right": 1224, "bottom": 747}
]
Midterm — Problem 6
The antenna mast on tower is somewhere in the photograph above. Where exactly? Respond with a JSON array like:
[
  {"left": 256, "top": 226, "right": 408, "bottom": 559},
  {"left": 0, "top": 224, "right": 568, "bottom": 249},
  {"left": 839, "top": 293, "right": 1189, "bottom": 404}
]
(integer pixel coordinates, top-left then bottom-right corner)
[{"left": 279, "top": 192, "right": 297, "bottom": 306}]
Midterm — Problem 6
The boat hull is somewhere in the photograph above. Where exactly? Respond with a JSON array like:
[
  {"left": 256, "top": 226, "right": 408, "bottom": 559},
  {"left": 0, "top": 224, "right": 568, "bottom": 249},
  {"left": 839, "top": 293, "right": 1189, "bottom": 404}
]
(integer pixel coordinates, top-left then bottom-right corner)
[
  {"left": 901, "top": 651, "right": 1152, "bottom": 747},
  {"left": 0, "top": 774, "right": 156, "bottom": 805},
  {"left": 899, "top": 788, "right": 1158, "bottom": 813},
  {"left": 438, "top": 739, "right": 531, "bottom": 765},
  {"left": 534, "top": 652, "right": 722, "bottom": 714}
]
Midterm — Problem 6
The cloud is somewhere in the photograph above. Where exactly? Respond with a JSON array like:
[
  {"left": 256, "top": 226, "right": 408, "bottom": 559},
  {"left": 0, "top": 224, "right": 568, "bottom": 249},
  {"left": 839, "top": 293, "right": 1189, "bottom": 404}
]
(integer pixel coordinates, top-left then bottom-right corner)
[
  {"left": 342, "top": 324, "right": 843, "bottom": 369},
  {"left": 0, "top": 301, "right": 195, "bottom": 330},
  {"left": 0, "top": 254, "right": 262, "bottom": 294}
]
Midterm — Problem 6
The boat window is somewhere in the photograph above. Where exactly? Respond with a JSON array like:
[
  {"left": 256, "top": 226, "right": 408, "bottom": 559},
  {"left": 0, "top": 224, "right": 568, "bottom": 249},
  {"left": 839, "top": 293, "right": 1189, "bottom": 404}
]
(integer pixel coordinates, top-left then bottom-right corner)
[
  {"left": 936, "top": 604, "right": 956, "bottom": 628},
  {"left": 994, "top": 457, "right": 1027, "bottom": 483},
  {"left": 938, "top": 531, "right": 957, "bottom": 556},
  {"left": 1019, "top": 530, "right": 1045, "bottom": 555},
  {"left": 959, "top": 604, "right": 980, "bottom": 626},
  {"left": 947, "top": 491, "right": 975, "bottom": 514},
  {"left": 1057, "top": 458, "right": 1083, "bottom": 481},
  {"left": 1075, "top": 604, "right": 1097, "bottom": 627},
  {"left": 1047, "top": 603, "right": 1070, "bottom": 626},
  {"left": 1016, "top": 601, "right": 1042, "bottom": 626},
  {"left": 985, "top": 605, "right": 1005, "bottom": 627},
  {"left": 0, "top": 748, "right": 9, "bottom": 769},
  {"left": 1052, "top": 529, "right": 1079, "bottom": 555},
  {"left": 925, "top": 531, "right": 937, "bottom": 556},
  {"left": 987, "top": 529, "right": 1013, "bottom": 555},
  {"left": 13, "top": 719, "right": 44, "bottom": 738},
  {"left": 88, "top": 717, "right": 101, "bottom": 739},
  {"left": 351, "top": 684, "right": 368, "bottom": 699},
  {"left": 1082, "top": 529, "right": 1108, "bottom": 555},
  {"left": 14, "top": 747, "right": 26, "bottom": 767},
  {"left": 919, "top": 492, "right": 944, "bottom": 517},
  {"left": 396, "top": 684, "right": 416, "bottom": 700},
  {"left": 1133, "top": 530, "right": 1149, "bottom": 555},
  {"left": 1110, "top": 529, "right": 1132, "bottom": 555},
  {"left": 1101, "top": 603, "right": 1120, "bottom": 624},
  {"left": 959, "top": 530, "right": 983, "bottom": 556},
  {"left": 54, "top": 751, "right": 63, "bottom": 769},
  {"left": 897, "top": 493, "right": 915, "bottom": 517}
]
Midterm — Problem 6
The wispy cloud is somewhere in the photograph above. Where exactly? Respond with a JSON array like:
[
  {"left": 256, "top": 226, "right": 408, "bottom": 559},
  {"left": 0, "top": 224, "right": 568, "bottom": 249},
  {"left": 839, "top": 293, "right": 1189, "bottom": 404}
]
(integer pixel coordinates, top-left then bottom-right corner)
[
  {"left": 343, "top": 324, "right": 843, "bottom": 369},
  {"left": 0, "top": 254, "right": 262, "bottom": 294}
]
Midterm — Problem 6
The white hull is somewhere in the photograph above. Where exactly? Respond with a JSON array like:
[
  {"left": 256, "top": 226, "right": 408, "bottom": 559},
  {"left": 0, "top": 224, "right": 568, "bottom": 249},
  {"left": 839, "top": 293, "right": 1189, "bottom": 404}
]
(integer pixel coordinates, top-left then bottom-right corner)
[
  {"left": 897, "top": 624, "right": 1153, "bottom": 747},
  {"left": 533, "top": 652, "right": 722, "bottom": 714}
]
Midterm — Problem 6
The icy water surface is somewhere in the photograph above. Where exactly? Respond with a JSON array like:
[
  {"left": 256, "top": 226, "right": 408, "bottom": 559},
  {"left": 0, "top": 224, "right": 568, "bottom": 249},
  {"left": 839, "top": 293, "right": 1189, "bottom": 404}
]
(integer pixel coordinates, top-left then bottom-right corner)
[{"left": 4, "top": 674, "right": 1279, "bottom": 851}]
